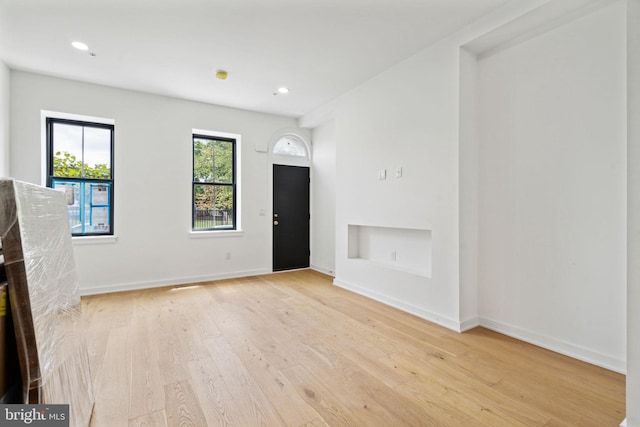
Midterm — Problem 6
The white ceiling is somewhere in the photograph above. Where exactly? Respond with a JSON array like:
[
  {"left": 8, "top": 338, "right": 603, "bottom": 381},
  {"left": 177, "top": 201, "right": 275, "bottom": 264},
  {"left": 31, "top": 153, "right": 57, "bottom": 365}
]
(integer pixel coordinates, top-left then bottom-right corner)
[{"left": 0, "top": 0, "right": 512, "bottom": 118}]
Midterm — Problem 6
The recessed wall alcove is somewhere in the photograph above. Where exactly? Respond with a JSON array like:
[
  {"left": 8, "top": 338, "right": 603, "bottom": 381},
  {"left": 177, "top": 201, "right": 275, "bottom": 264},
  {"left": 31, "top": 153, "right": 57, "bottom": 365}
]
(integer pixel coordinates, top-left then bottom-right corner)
[{"left": 347, "top": 224, "right": 432, "bottom": 278}]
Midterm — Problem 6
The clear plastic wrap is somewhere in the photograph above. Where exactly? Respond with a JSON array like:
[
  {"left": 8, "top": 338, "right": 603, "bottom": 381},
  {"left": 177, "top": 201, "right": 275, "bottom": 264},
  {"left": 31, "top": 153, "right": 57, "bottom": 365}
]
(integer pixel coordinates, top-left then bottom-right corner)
[{"left": 0, "top": 179, "right": 94, "bottom": 427}]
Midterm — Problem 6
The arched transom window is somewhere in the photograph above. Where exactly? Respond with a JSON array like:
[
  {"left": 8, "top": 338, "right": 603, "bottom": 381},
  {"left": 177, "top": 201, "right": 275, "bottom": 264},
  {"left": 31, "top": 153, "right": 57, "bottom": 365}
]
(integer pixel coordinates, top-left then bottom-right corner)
[
  {"left": 273, "top": 136, "right": 308, "bottom": 157},
  {"left": 272, "top": 134, "right": 310, "bottom": 166}
]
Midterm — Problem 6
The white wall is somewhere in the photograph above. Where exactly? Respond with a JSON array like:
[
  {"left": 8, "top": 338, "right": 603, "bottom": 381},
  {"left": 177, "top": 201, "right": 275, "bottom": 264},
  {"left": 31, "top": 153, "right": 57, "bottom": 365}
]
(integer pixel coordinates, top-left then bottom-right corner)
[
  {"left": 0, "top": 1, "right": 7, "bottom": 178},
  {"left": 310, "top": 120, "right": 336, "bottom": 275},
  {"left": 330, "top": 41, "right": 463, "bottom": 329},
  {"left": 10, "top": 71, "right": 299, "bottom": 294},
  {"left": 459, "top": 47, "right": 479, "bottom": 330},
  {"left": 626, "top": 0, "right": 640, "bottom": 423},
  {"left": 305, "top": 1, "right": 550, "bottom": 332},
  {"left": 304, "top": 0, "right": 628, "bottom": 374},
  {"left": 0, "top": 62, "right": 9, "bottom": 177},
  {"left": 476, "top": 1, "right": 627, "bottom": 371}
]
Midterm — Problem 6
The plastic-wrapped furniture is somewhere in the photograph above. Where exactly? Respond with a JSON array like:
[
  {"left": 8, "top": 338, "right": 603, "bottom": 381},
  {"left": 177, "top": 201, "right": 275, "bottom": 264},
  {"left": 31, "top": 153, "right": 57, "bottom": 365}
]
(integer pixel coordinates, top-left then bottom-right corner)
[
  {"left": 0, "top": 280, "right": 22, "bottom": 403},
  {"left": 0, "top": 179, "right": 94, "bottom": 427}
]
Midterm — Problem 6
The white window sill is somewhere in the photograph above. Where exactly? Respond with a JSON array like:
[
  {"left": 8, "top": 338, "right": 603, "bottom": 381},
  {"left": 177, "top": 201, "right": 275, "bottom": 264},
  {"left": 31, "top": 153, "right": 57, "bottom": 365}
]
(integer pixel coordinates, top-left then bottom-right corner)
[
  {"left": 72, "top": 235, "right": 118, "bottom": 245},
  {"left": 189, "top": 230, "right": 244, "bottom": 239}
]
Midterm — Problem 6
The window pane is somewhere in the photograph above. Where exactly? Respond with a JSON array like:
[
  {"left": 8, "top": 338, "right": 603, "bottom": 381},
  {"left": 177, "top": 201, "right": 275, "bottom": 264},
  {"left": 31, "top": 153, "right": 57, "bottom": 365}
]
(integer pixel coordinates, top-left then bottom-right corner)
[
  {"left": 192, "top": 133, "right": 236, "bottom": 231},
  {"left": 193, "top": 184, "right": 233, "bottom": 229},
  {"left": 52, "top": 123, "right": 83, "bottom": 177},
  {"left": 273, "top": 137, "right": 307, "bottom": 157},
  {"left": 83, "top": 127, "right": 111, "bottom": 179},
  {"left": 213, "top": 140, "right": 233, "bottom": 184},
  {"left": 51, "top": 179, "right": 111, "bottom": 235},
  {"left": 51, "top": 180, "right": 81, "bottom": 231},
  {"left": 48, "top": 118, "right": 115, "bottom": 237},
  {"left": 193, "top": 138, "right": 215, "bottom": 182},
  {"left": 213, "top": 186, "right": 233, "bottom": 226},
  {"left": 83, "top": 182, "right": 111, "bottom": 234}
]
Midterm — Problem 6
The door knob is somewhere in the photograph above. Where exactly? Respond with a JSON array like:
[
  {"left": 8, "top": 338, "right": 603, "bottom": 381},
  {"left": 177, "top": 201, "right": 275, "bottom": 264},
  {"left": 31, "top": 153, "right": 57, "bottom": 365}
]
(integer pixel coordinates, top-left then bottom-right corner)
[{"left": 274, "top": 220, "right": 279, "bottom": 225}]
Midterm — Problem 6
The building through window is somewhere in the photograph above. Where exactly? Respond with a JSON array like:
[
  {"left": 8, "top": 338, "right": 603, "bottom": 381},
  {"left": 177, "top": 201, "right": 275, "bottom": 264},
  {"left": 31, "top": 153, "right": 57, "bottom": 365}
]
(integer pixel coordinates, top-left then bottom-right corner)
[{"left": 46, "top": 117, "right": 114, "bottom": 236}]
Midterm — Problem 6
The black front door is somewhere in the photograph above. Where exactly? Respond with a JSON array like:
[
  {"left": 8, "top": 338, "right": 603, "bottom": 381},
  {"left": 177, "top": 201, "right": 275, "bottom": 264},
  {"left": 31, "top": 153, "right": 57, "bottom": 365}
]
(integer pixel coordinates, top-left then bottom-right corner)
[{"left": 273, "top": 164, "right": 310, "bottom": 271}]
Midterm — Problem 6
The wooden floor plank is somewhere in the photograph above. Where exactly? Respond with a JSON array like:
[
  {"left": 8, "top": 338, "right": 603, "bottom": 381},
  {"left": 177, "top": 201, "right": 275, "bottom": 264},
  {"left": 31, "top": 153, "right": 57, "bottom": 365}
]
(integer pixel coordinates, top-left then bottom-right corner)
[
  {"left": 282, "top": 363, "right": 379, "bottom": 427},
  {"left": 128, "top": 317, "right": 165, "bottom": 420},
  {"left": 187, "top": 357, "right": 246, "bottom": 427},
  {"left": 301, "top": 419, "right": 330, "bottom": 427},
  {"left": 380, "top": 351, "right": 552, "bottom": 425},
  {"left": 89, "top": 326, "right": 131, "bottom": 427},
  {"left": 203, "top": 335, "right": 288, "bottom": 426},
  {"left": 164, "top": 381, "right": 207, "bottom": 427},
  {"left": 83, "top": 270, "right": 625, "bottom": 427},
  {"left": 224, "top": 336, "right": 323, "bottom": 425},
  {"left": 128, "top": 410, "right": 167, "bottom": 427},
  {"left": 289, "top": 337, "right": 442, "bottom": 426}
]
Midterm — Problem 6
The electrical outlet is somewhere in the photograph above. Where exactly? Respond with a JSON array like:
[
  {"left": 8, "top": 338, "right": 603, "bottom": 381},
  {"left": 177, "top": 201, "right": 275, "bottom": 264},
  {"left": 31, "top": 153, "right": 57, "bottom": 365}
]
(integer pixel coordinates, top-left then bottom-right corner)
[
  {"left": 391, "top": 251, "right": 397, "bottom": 261},
  {"left": 225, "top": 252, "right": 231, "bottom": 260}
]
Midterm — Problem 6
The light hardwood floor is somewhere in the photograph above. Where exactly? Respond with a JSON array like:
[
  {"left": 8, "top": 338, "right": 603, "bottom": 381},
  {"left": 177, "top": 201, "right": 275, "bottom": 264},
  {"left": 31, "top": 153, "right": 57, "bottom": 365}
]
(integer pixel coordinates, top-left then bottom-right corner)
[{"left": 83, "top": 270, "right": 625, "bottom": 426}]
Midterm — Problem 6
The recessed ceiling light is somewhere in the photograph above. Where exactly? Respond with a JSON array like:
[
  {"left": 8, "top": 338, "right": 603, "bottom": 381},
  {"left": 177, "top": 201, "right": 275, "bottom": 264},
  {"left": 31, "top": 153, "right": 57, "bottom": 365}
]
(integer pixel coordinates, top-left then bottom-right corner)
[
  {"left": 278, "top": 87, "right": 289, "bottom": 94},
  {"left": 71, "top": 41, "right": 89, "bottom": 51}
]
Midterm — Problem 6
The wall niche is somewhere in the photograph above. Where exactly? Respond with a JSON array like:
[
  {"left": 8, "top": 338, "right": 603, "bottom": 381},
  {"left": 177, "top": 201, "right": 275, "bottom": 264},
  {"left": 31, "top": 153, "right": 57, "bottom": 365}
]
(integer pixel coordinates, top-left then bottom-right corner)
[{"left": 347, "top": 224, "right": 432, "bottom": 278}]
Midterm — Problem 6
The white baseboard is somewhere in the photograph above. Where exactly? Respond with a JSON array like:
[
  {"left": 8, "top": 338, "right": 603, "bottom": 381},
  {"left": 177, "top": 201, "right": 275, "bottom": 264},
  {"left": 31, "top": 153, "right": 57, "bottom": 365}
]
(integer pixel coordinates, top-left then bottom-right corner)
[
  {"left": 479, "top": 316, "right": 626, "bottom": 374},
  {"left": 332, "top": 278, "right": 625, "bottom": 373},
  {"left": 459, "top": 317, "right": 480, "bottom": 332},
  {"left": 620, "top": 418, "right": 626, "bottom": 427},
  {"left": 333, "top": 278, "right": 463, "bottom": 332},
  {"left": 78, "top": 268, "right": 271, "bottom": 296},
  {"left": 310, "top": 264, "right": 335, "bottom": 276}
]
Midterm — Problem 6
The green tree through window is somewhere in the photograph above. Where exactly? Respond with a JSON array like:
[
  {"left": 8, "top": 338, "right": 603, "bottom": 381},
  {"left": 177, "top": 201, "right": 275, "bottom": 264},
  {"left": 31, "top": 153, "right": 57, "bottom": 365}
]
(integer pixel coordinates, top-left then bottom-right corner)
[
  {"left": 46, "top": 117, "right": 114, "bottom": 236},
  {"left": 53, "top": 151, "right": 111, "bottom": 179},
  {"left": 192, "top": 135, "right": 236, "bottom": 230}
]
